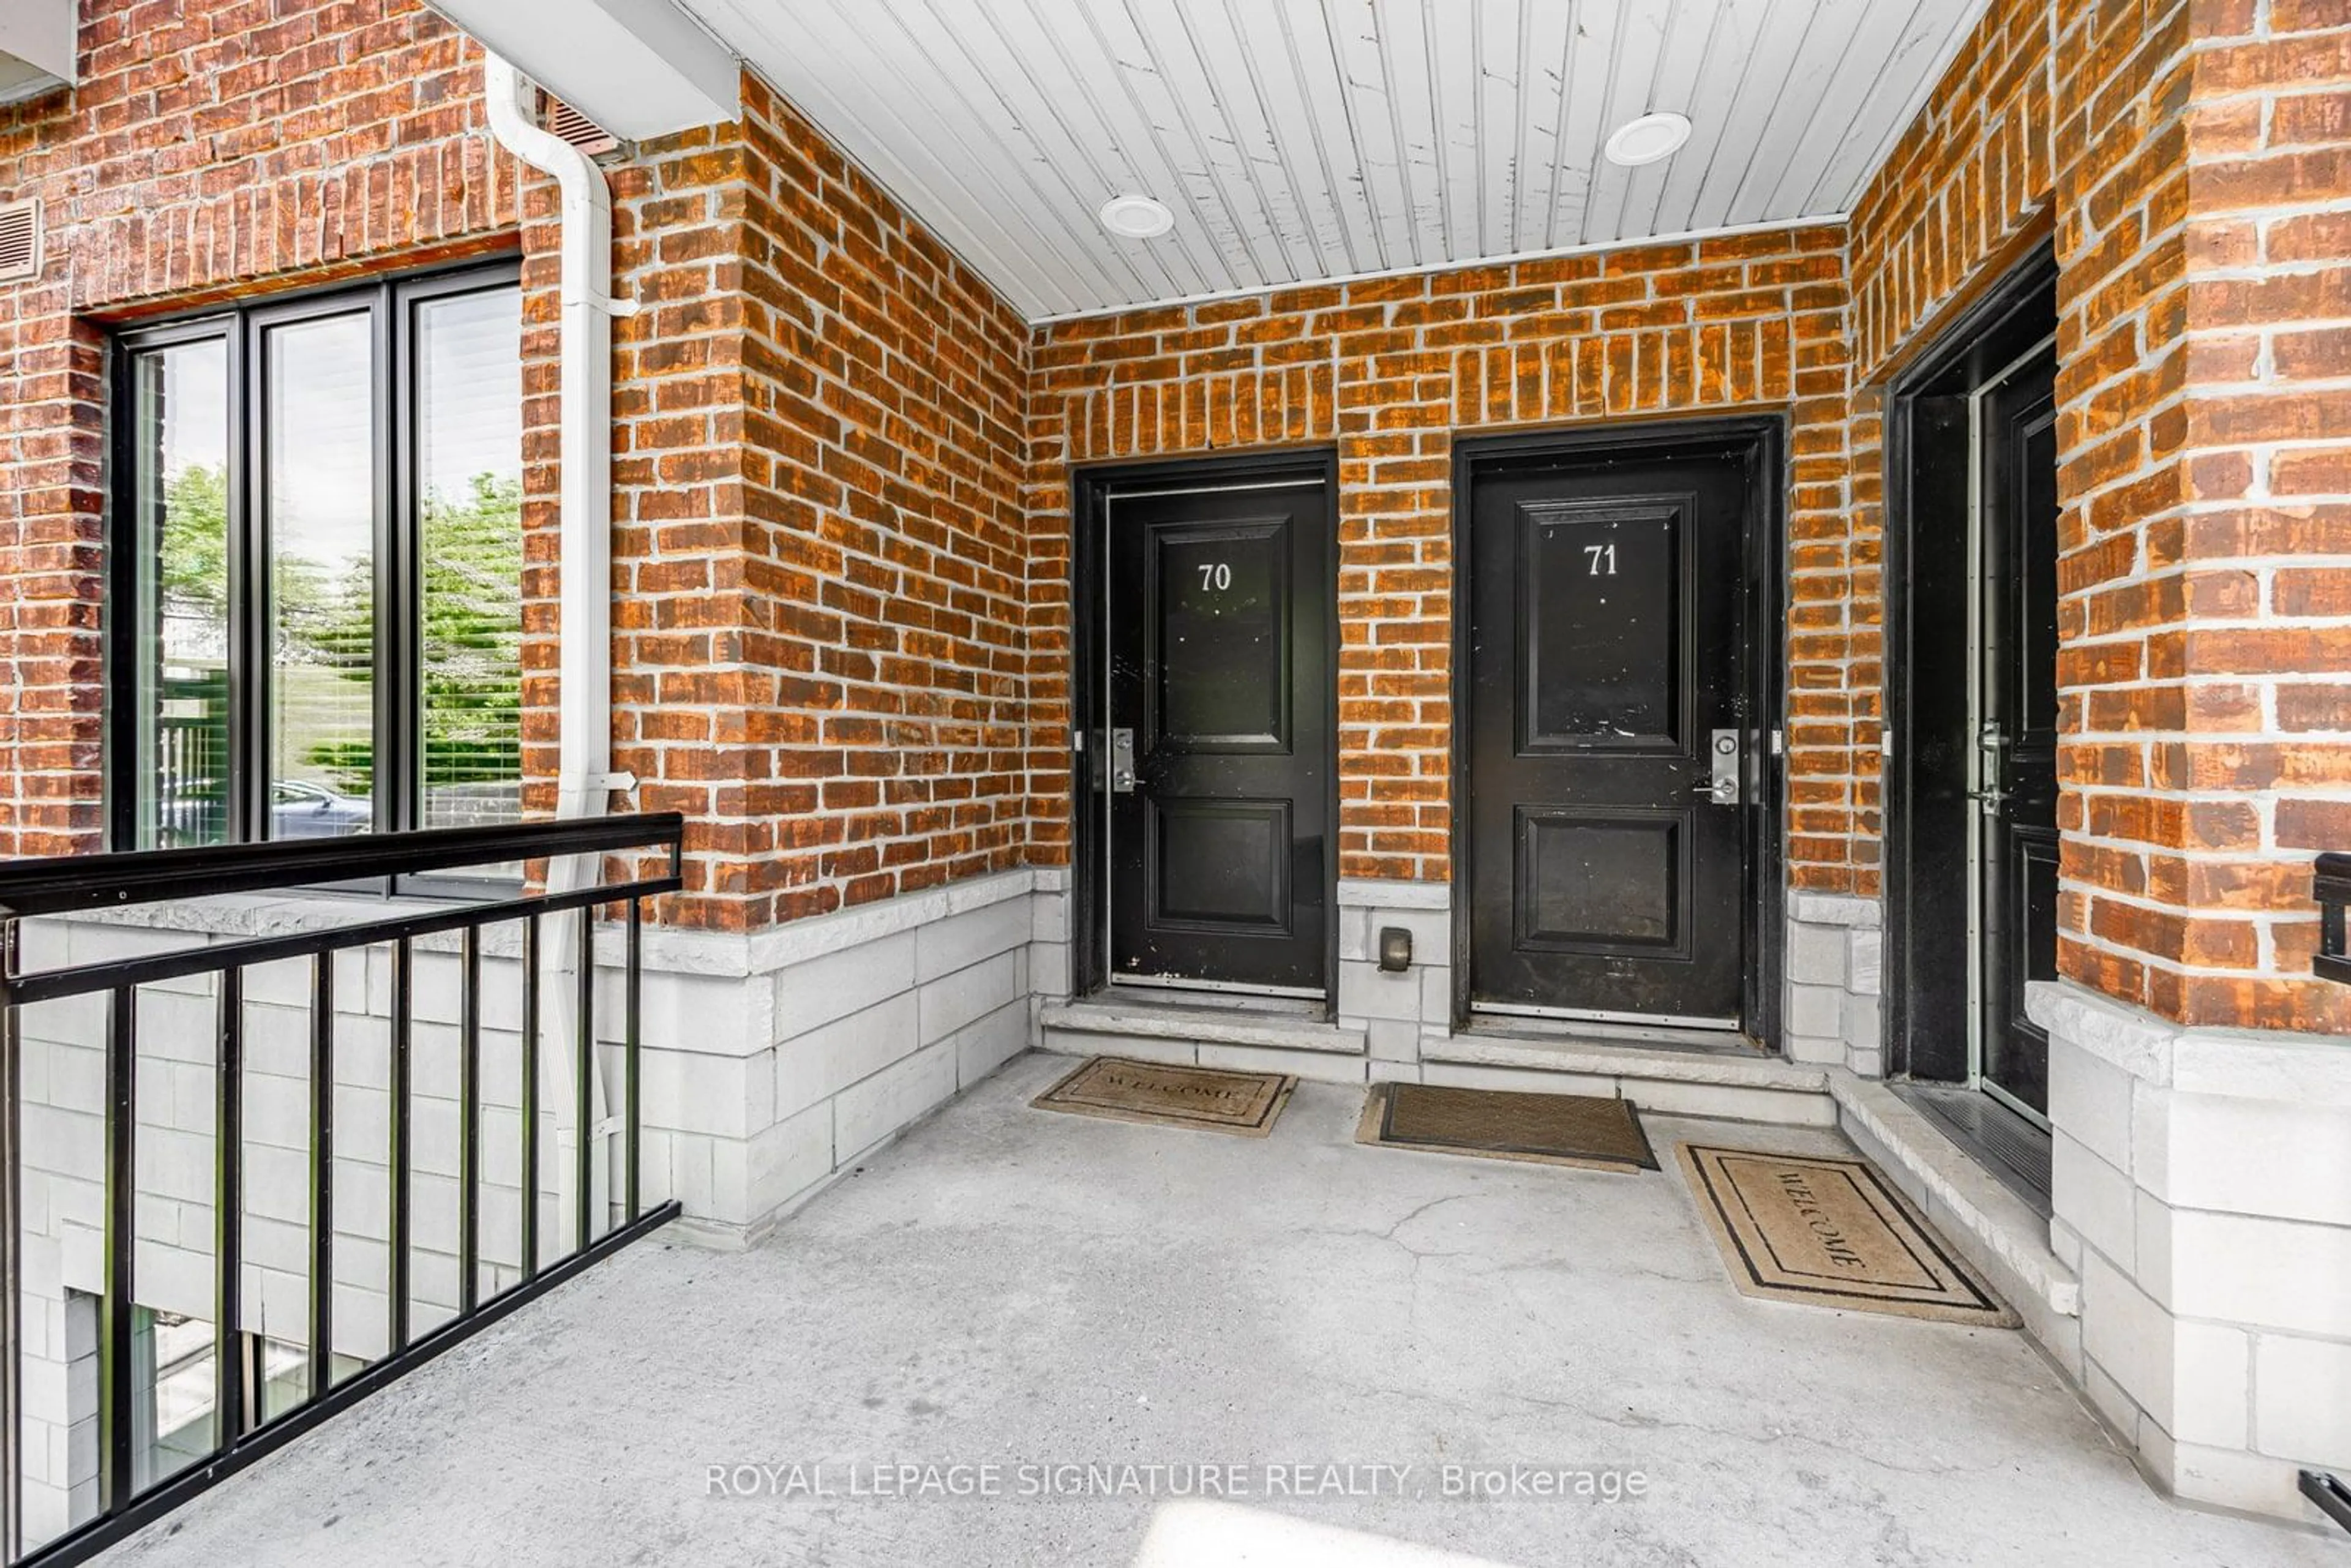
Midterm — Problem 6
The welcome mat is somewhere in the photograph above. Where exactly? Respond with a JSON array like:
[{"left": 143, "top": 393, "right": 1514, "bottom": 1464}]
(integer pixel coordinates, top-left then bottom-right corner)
[
  {"left": 1355, "top": 1082, "right": 1658, "bottom": 1172},
  {"left": 1032, "top": 1056, "right": 1297, "bottom": 1136},
  {"left": 1678, "top": 1145, "right": 2017, "bottom": 1327}
]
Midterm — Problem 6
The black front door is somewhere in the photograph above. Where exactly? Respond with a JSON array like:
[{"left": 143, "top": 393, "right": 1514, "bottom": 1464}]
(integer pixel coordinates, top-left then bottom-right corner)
[
  {"left": 1466, "top": 445, "right": 1752, "bottom": 1023},
  {"left": 1106, "top": 476, "right": 1330, "bottom": 993},
  {"left": 1978, "top": 356, "right": 2060, "bottom": 1114}
]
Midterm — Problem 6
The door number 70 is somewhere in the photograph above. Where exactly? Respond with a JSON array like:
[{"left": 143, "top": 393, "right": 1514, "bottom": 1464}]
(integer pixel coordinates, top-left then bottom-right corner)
[
  {"left": 1196, "top": 561, "right": 1233, "bottom": 590},
  {"left": 1583, "top": 543, "right": 1618, "bottom": 576}
]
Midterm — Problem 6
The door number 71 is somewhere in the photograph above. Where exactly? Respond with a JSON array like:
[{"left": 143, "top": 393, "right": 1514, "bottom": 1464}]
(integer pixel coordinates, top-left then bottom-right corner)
[{"left": 1583, "top": 543, "right": 1617, "bottom": 576}]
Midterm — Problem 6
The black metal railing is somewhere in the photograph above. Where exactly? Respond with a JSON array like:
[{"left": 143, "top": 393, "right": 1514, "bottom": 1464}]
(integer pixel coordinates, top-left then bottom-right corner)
[
  {"left": 2314, "top": 852, "right": 2351, "bottom": 988},
  {"left": 0, "top": 814, "right": 686, "bottom": 1567},
  {"left": 2309, "top": 855, "right": 2351, "bottom": 1536}
]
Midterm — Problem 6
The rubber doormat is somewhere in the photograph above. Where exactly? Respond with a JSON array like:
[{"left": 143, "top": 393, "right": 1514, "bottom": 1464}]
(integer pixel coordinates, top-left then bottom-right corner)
[
  {"left": 1678, "top": 1145, "right": 2017, "bottom": 1326},
  {"left": 1355, "top": 1082, "right": 1658, "bottom": 1172},
  {"left": 1032, "top": 1056, "right": 1297, "bottom": 1136}
]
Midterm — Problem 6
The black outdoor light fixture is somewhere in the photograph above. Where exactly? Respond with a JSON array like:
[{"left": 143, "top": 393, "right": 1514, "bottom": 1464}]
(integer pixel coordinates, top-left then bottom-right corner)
[{"left": 1378, "top": 926, "right": 1412, "bottom": 973}]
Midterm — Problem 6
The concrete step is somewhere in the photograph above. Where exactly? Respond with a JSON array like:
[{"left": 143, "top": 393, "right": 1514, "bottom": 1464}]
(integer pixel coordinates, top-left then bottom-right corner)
[
  {"left": 1459, "top": 1011, "right": 1768, "bottom": 1057},
  {"left": 1037, "top": 998, "right": 1369, "bottom": 1082},
  {"left": 1417, "top": 1027, "right": 1838, "bottom": 1127},
  {"left": 1828, "top": 1072, "right": 2083, "bottom": 1360}
]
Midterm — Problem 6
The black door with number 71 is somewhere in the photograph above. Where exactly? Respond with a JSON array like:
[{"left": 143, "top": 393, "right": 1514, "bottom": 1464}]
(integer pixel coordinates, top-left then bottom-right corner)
[
  {"left": 1466, "top": 445, "right": 1752, "bottom": 1024},
  {"left": 1105, "top": 478, "right": 1330, "bottom": 994}
]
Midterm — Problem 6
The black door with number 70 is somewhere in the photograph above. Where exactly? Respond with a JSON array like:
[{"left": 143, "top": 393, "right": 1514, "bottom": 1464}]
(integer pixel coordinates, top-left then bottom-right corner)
[
  {"left": 1467, "top": 445, "right": 1752, "bottom": 1024},
  {"left": 1106, "top": 478, "right": 1330, "bottom": 994}
]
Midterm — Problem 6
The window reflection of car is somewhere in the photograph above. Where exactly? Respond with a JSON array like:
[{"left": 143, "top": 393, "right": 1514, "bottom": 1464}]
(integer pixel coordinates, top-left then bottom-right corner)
[
  {"left": 156, "top": 779, "right": 370, "bottom": 844},
  {"left": 269, "top": 779, "right": 371, "bottom": 838}
]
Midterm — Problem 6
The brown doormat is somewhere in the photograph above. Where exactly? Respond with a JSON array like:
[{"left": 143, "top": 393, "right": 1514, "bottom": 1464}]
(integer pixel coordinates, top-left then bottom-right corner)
[
  {"left": 1355, "top": 1082, "right": 1658, "bottom": 1172},
  {"left": 1032, "top": 1056, "right": 1297, "bottom": 1136},
  {"left": 1678, "top": 1144, "right": 2017, "bottom": 1327}
]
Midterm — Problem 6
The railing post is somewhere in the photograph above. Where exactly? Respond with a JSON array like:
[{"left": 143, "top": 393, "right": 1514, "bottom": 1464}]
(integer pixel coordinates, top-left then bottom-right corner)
[
  {"left": 306, "top": 955, "right": 334, "bottom": 1404},
  {"left": 575, "top": 907, "right": 593, "bottom": 1255},
  {"left": 212, "top": 969, "right": 245, "bottom": 1449},
  {"left": 2305, "top": 860, "right": 2351, "bottom": 1537},
  {"left": 2, "top": 916, "right": 21, "bottom": 1562},
  {"left": 625, "top": 899, "right": 642, "bottom": 1225},
  {"left": 519, "top": 916, "right": 541, "bottom": 1283},
  {"left": 388, "top": 939, "right": 411, "bottom": 1353},
  {"left": 99, "top": 988, "right": 136, "bottom": 1512},
  {"left": 459, "top": 928, "right": 481, "bottom": 1316}
]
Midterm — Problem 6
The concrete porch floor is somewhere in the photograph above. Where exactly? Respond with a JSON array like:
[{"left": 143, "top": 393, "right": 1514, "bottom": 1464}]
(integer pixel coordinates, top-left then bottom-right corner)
[{"left": 98, "top": 1053, "right": 2332, "bottom": 1568}]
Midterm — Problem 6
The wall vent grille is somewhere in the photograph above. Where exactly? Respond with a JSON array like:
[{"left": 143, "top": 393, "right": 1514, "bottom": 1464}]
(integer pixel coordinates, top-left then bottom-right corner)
[
  {"left": 542, "top": 96, "right": 621, "bottom": 159},
  {"left": 0, "top": 199, "right": 40, "bottom": 283}
]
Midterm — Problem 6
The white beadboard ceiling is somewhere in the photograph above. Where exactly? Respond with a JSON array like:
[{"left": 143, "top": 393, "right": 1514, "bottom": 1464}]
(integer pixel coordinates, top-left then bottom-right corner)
[{"left": 680, "top": 0, "right": 1992, "bottom": 322}]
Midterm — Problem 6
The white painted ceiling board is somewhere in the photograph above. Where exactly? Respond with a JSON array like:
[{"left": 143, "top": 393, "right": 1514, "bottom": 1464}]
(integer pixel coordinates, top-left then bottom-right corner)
[
  {"left": 1612, "top": 0, "right": 1726, "bottom": 242},
  {"left": 678, "top": 0, "right": 1997, "bottom": 321},
  {"left": 1801, "top": 0, "right": 1989, "bottom": 217}
]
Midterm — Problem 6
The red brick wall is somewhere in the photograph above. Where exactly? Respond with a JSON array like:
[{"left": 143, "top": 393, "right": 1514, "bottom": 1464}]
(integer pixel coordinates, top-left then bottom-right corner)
[
  {"left": 6, "top": 0, "right": 2349, "bottom": 1030},
  {"left": 0, "top": 6, "right": 1032, "bottom": 933},
  {"left": 602, "top": 75, "right": 1032, "bottom": 929},
  {"left": 1839, "top": 0, "right": 2065, "bottom": 967},
  {"left": 0, "top": 0, "right": 519, "bottom": 861},
  {"left": 1848, "top": 0, "right": 2058, "bottom": 386},
  {"left": 2052, "top": 0, "right": 2351, "bottom": 1031},
  {"left": 1843, "top": 0, "right": 2351, "bottom": 1031},
  {"left": 1024, "top": 228, "right": 1865, "bottom": 892}
]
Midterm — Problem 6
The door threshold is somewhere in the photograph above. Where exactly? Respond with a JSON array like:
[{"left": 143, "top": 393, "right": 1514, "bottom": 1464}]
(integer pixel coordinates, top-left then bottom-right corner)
[
  {"left": 1892, "top": 1082, "right": 2052, "bottom": 1218},
  {"left": 1098, "top": 982, "right": 1325, "bottom": 1018},
  {"left": 1460, "top": 1011, "right": 1766, "bottom": 1057}
]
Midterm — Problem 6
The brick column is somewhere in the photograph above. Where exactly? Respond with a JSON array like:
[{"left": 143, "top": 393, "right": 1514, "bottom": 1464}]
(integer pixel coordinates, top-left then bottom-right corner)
[
  {"left": 0, "top": 313, "right": 104, "bottom": 861},
  {"left": 2039, "top": 0, "right": 2351, "bottom": 1521},
  {"left": 2181, "top": 1, "right": 2351, "bottom": 1029},
  {"left": 2055, "top": 0, "right": 2351, "bottom": 1034},
  {"left": 1335, "top": 309, "right": 1452, "bottom": 886}
]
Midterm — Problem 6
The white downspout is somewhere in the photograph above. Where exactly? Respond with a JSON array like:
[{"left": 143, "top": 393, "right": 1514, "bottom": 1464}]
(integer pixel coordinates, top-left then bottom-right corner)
[{"left": 482, "top": 55, "right": 636, "bottom": 1245}]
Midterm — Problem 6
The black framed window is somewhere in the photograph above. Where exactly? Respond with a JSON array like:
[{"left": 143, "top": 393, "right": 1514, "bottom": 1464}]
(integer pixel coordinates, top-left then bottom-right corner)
[{"left": 111, "top": 263, "right": 526, "bottom": 866}]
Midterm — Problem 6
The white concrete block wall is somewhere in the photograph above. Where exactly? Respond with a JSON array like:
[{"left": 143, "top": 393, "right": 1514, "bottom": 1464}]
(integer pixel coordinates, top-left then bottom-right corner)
[
  {"left": 608, "top": 866, "right": 1059, "bottom": 1248},
  {"left": 1783, "top": 892, "right": 1883, "bottom": 1076},
  {"left": 14, "top": 1281, "right": 96, "bottom": 1550},
  {"left": 1322, "top": 880, "right": 1884, "bottom": 1076},
  {"left": 1335, "top": 878, "right": 1451, "bottom": 1062},
  {"left": 2031, "top": 979, "right": 2351, "bottom": 1526}
]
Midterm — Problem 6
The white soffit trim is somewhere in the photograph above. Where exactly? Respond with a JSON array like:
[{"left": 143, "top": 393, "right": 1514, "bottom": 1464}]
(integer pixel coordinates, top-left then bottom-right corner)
[
  {"left": 0, "top": 0, "right": 76, "bottom": 102},
  {"left": 424, "top": 0, "right": 741, "bottom": 142}
]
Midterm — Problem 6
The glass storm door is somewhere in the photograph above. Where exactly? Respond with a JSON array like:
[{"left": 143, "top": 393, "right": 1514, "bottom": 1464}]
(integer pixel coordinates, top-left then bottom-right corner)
[
  {"left": 1106, "top": 479, "right": 1330, "bottom": 994},
  {"left": 1467, "top": 449, "right": 1749, "bottom": 1024}
]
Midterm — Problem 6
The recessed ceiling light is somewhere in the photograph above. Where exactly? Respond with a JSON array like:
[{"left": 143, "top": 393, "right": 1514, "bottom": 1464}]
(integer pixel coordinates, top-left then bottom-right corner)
[
  {"left": 1098, "top": 193, "right": 1175, "bottom": 239},
  {"left": 1604, "top": 111, "right": 1693, "bottom": 168}
]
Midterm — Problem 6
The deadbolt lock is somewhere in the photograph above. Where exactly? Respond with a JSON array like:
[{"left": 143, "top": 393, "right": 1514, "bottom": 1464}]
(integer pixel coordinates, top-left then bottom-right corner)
[
  {"left": 1693, "top": 728, "right": 1740, "bottom": 806},
  {"left": 1110, "top": 727, "right": 1137, "bottom": 793}
]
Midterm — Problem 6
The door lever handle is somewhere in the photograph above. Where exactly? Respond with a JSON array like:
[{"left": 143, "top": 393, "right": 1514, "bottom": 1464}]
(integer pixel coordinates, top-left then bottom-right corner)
[{"left": 1110, "top": 727, "right": 1136, "bottom": 793}]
